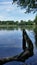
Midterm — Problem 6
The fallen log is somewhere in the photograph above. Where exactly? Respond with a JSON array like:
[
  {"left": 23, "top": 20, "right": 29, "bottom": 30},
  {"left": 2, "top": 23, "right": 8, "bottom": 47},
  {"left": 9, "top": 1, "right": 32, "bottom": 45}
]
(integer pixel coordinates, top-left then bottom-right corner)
[
  {"left": 0, "top": 29, "right": 34, "bottom": 65},
  {"left": 0, "top": 48, "right": 33, "bottom": 65},
  {"left": 23, "top": 29, "right": 34, "bottom": 53}
]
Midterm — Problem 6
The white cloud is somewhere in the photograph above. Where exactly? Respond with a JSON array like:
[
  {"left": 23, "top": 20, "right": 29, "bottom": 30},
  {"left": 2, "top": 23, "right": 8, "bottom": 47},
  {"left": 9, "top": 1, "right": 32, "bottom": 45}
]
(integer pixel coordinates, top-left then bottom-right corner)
[
  {"left": 0, "top": 2, "right": 17, "bottom": 12},
  {"left": 0, "top": 2, "right": 11, "bottom": 11},
  {"left": 0, "top": 2, "right": 12, "bottom": 5},
  {"left": 0, "top": 15, "right": 5, "bottom": 21},
  {"left": 0, "top": 1, "right": 36, "bottom": 21},
  {"left": 5, "top": 5, "right": 15, "bottom": 12},
  {"left": 0, "top": 15, "right": 17, "bottom": 21}
]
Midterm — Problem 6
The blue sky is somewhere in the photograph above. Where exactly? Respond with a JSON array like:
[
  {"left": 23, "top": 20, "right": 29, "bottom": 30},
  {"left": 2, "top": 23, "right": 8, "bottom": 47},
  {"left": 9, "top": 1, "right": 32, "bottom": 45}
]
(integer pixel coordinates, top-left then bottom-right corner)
[{"left": 0, "top": 0, "right": 37, "bottom": 21}]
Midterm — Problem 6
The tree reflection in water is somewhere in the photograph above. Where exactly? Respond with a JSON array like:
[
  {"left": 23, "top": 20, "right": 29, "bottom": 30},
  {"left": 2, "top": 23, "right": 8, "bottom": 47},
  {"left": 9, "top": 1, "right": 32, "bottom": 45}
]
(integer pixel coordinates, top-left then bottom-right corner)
[{"left": 34, "top": 26, "right": 37, "bottom": 48}]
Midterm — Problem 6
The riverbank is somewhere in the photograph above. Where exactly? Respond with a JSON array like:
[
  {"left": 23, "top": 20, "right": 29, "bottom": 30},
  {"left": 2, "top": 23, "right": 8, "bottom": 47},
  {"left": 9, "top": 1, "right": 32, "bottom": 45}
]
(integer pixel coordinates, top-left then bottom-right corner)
[{"left": 0, "top": 25, "right": 35, "bottom": 30}]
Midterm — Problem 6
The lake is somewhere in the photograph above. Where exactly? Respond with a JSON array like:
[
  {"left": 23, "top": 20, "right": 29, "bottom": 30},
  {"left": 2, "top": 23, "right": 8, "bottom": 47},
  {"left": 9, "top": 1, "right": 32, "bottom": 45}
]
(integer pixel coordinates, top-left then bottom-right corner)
[{"left": 0, "top": 26, "right": 37, "bottom": 65}]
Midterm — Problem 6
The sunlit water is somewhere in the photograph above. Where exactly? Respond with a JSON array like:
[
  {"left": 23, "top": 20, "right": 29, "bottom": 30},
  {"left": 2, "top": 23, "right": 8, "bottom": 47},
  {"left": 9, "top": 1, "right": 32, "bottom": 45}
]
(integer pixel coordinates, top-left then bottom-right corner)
[{"left": 0, "top": 28, "right": 37, "bottom": 65}]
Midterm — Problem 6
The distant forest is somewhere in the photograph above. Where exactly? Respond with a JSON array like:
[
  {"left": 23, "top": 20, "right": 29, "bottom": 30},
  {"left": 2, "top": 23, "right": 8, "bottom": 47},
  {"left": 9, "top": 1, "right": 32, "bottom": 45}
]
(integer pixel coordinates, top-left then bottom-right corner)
[{"left": 0, "top": 16, "right": 37, "bottom": 25}]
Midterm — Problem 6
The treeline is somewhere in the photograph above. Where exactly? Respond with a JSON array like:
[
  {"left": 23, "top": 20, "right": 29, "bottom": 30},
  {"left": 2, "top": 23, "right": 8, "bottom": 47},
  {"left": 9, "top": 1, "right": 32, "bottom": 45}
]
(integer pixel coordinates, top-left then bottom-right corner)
[
  {"left": 0, "top": 20, "right": 33, "bottom": 25},
  {"left": 0, "top": 16, "right": 37, "bottom": 25}
]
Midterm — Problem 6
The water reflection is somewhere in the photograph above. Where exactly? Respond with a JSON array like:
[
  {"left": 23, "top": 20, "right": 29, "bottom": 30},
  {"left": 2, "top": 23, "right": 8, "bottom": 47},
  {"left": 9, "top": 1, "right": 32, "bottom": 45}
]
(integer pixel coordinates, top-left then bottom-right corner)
[
  {"left": 0, "top": 26, "right": 37, "bottom": 65},
  {"left": 0, "top": 29, "right": 22, "bottom": 48},
  {"left": 0, "top": 25, "right": 34, "bottom": 30},
  {"left": 0, "top": 26, "right": 37, "bottom": 54},
  {"left": 34, "top": 26, "right": 37, "bottom": 48}
]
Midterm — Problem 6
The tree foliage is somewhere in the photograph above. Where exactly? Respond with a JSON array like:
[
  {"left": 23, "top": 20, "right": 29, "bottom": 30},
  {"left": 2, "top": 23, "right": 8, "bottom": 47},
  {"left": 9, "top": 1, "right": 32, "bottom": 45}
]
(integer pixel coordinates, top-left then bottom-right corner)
[
  {"left": 12, "top": 0, "right": 37, "bottom": 13},
  {"left": 0, "top": 16, "right": 37, "bottom": 25},
  {"left": 34, "top": 15, "right": 37, "bottom": 24}
]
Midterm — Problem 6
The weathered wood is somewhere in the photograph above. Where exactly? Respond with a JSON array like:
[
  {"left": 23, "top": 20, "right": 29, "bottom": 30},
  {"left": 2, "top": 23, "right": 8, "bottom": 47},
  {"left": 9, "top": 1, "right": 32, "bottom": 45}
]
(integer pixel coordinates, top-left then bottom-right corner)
[
  {"left": 23, "top": 29, "right": 33, "bottom": 54},
  {"left": 0, "top": 29, "right": 34, "bottom": 65},
  {"left": 24, "top": 30, "right": 33, "bottom": 54},
  {"left": 0, "top": 49, "right": 32, "bottom": 65},
  {"left": 23, "top": 29, "right": 26, "bottom": 50}
]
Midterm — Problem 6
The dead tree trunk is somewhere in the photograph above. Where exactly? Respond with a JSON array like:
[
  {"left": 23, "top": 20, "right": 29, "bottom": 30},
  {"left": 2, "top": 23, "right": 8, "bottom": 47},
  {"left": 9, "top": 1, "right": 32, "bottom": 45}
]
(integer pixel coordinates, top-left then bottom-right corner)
[
  {"left": 0, "top": 29, "right": 34, "bottom": 65},
  {"left": 23, "top": 29, "right": 26, "bottom": 50},
  {"left": 0, "top": 49, "right": 31, "bottom": 65}
]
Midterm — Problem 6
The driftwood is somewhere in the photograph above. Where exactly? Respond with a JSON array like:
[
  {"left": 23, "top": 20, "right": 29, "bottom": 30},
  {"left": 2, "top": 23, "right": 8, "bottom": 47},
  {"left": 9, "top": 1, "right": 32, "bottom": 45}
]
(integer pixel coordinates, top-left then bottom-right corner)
[
  {"left": 23, "top": 29, "right": 33, "bottom": 53},
  {"left": 0, "top": 49, "right": 32, "bottom": 65},
  {"left": 0, "top": 29, "right": 34, "bottom": 65}
]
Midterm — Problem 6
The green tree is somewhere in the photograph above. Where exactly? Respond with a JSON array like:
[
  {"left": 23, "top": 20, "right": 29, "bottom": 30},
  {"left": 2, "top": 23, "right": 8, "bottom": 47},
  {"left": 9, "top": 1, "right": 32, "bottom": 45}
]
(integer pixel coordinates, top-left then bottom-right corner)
[
  {"left": 15, "top": 21, "right": 19, "bottom": 25},
  {"left": 34, "top": 15, "right": 37, "bottom": 24},
  {"left": 19, "top": 20, "right": 25, "bottom": 25},
  {"left": 0, "top": 21, "right": 1, "bottom": 25},
  {"left": 27, "top": 20, "right": 33, "bottom": 25},
  {"left": 13, "top": 0, "right": 37, "bottom": 13}
]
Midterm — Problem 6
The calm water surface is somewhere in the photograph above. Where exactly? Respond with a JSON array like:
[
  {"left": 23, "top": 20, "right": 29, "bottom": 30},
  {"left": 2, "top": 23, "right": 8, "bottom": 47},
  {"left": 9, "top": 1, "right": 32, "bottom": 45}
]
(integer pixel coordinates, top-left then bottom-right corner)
[{"left": 0, "top": 27, "right": 37, "bottom": 65}]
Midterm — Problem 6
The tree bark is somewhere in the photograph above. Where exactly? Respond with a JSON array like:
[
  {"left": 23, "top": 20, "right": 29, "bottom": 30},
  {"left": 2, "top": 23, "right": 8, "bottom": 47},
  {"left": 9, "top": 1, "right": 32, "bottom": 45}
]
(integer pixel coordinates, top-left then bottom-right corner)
[{"left": 0, "top": 49, "right": 32, "bottom": 65}]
